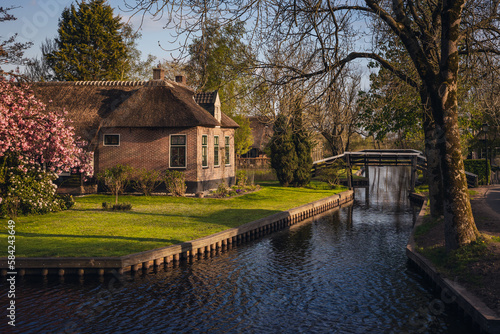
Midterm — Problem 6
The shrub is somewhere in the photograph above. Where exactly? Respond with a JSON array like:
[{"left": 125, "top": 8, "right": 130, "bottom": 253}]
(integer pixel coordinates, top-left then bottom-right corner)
[
  {"left": 131, "top": 168, "right": 161, "bottom": 196},
  {"left": 97, "top": 165, "right": 132, "bottom": 204},
  {"left": 319, "top": 160, "right": 345, "bottom": 187},
  {"left": 215, "top": 182, "right": 229, "bottom": 198},
  {"left": 1, "top": 167, "right": 63, "bottom": 217},
  {"left": 236, "top": 170, "right": 248, "bottom": 187},
  {"left": 164, "top": 170, "right": 186, "bottom": 196},
  {"left": 464, "top": 159, "right": 490, "bottom": 185},
  {"left": 58, "top": 194, "right": 75, "bottom": 210},
  {"left": 102, "top": 202, "right": 132, "bottom": 211}
]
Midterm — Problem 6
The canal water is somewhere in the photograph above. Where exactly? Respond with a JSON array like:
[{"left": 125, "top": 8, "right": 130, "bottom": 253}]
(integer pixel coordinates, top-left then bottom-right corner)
[{"left": 1, "top": 167, "right": 470, "bottom": 333}]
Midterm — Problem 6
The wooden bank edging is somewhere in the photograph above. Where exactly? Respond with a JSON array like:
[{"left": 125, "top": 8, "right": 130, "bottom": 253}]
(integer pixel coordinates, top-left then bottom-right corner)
[
  {"left": 406, "top": 198, "right": 500, "bottom": 334},
  {"left": 1, "top": 190, "right": 354, "bottom": 277}
]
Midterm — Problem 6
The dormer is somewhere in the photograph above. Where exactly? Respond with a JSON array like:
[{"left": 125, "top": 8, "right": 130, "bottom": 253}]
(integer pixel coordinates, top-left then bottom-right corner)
[{"left": 195, "top": 90, "right": 221, "bottom": 123}]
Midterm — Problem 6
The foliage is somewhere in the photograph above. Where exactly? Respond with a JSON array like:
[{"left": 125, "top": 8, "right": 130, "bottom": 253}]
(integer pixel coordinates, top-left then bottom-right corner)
[
  {"left": 292, "top": 104, "right": 313, "bottom": 186},
  {"left": 0, "top": 78, "right": 92, "bottom": 174},
  {"left": 232, "top": 114, "right": 254, "bottom": 156},
  {"left": 236, "top": 170, "right": 248, "bottom": 187},
  {"left": 464, "top": 159, "right": 491, "bottom": 185},
  {"left": 97, "top": 165, "right": 133, "bottom": 205},
  {"left": 130, "top": 168, "right": 161, "bottom": 196},
  {"left": 102, "top": 202, "right": 132, "bottom": 211},
  {"left": 164, "top": 170, "right": 186, "bottom": 196},
  {"left": 45, "top": 0, "right": 128, "bottom": 81},
  {"left": 214, "top": 182, "right": 230, "bottom": 198},
  {"left": 0, "top": 78, "right": 91, "bottom": 217},
  {"left": 319, "top": 160, "right": 346, "bottom": 187},
  {"left": 58, "top": 194, "right": 75, "bottom": 210},
  {"left": 185, "top": 19, "right": 256, "bottom": 115},
  {"left": 269, "top": 114, "right": 298, "bottom": 186},
  {"left": 1, "top": 167, "right": 63, "bottom": 217}
]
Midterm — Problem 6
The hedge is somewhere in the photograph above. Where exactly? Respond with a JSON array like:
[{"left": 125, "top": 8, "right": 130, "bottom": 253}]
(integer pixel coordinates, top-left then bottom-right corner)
[{"left": 464, "top": 159, "right": 490, "bottom": 185}]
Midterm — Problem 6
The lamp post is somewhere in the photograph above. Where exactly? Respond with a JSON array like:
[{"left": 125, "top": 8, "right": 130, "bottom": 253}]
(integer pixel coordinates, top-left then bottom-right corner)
[{"left": 482, "top": 123, "right": 489, "bottom": 184}]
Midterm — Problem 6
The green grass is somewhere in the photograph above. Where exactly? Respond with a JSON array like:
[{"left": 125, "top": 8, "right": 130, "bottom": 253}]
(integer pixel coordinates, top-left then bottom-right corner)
[
  {"left": 418, "top": 237, "right": 490, "bottom": 285},
  {"left": 414, "top": 214, "right": 441, "bottom": 239},
  {"left": 0, "top": 182, "right": 347, "bottom": 257}
]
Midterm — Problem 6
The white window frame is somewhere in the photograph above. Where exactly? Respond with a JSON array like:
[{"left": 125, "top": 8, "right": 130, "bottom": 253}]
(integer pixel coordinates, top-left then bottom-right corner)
[
  {"left": 225, "top": 136, "right": 231, "bottom": 166},
  {"left": 214, "top": 135, "right": 220, "bottom": 167},
  {"left": 169, "top": 134, "right": 187, "bottom": 169},
  {"left": 103, "top": 134, "right": 120, "bottom": 146},
  {"left": 201, "top": 135, "right": 208, "bottom": 168}
]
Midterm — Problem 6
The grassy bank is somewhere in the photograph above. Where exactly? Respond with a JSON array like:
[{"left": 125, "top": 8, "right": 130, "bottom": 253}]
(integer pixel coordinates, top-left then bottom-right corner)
[{"left": 1, "top": 182, "right": 347, "bottom": 258}]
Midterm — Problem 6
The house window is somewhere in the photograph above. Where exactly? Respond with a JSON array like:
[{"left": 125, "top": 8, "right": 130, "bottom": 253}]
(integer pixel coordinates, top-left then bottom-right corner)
[
  {"left": 103, "top": 134, "right": 120, "bottom": 146},
  {"left": 214, "top": 136, "right": 219, "bottom": 167},
  {"left": 170, "top": 135, "right": 186, "bottom": 168},
  {"left": 225, "top": 136, "right": 230, "bottom": 165},
  {"left": 202, "top": 135, "right": 208, "bottom": 168}
]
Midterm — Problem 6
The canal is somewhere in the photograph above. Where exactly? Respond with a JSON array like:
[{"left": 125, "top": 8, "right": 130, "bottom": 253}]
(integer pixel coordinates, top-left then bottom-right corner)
[{"left": 1, "top": 167, "right": 471, "bottom": 333}]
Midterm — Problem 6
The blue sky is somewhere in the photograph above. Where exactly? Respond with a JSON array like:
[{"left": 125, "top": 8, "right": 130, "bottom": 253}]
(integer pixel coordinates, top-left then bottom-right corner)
[{"left": 4, "top": 0, "right": 176, "bottom": 70}]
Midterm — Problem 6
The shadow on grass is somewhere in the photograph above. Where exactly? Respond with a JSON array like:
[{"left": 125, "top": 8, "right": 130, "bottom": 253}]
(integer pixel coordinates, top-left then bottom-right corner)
[
  {"left": 14, "top": 232, "right": 181, "bottom": 244},
  {"left": 70, "top": 208, "right": 282, "bottom": 228}
]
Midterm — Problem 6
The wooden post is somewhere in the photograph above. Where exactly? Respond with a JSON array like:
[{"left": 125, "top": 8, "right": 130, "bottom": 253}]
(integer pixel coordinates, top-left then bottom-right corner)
[
  {"left": 346, "top": 153, "right": 353, "bottom": 189},
  {"left": 410, "top": 156, "right": 417, "bottom": 192}
]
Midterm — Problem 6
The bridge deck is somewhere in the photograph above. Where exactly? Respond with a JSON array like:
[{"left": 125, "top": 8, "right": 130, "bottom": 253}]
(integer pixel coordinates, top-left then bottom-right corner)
[{"left": 312, "top": 149, "right": 478, "bottom": 188}]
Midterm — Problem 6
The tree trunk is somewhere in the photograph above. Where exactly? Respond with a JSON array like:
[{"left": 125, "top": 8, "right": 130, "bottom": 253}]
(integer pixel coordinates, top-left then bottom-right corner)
[
  {"left": 431, "top": 0, "right": 479, "bottom": 250},
  {"left": 420, "top": 88, "right": 443, "bottom": 217}
]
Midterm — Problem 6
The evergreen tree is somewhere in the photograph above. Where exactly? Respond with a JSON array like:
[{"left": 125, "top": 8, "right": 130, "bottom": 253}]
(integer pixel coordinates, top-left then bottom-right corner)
[
  {"left": 46, "top": 0, "right": 127, "bottom": 81},
  {"left": 269, "top": 114, "right": 297, "bottom": 187},
  {"left": 291, "top": 99, "right": 312, "bottom": 186}
]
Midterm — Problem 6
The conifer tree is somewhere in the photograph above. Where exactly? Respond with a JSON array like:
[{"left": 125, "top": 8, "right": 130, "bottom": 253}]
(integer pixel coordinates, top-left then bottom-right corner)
[
  {"left": 291, "top": 99, "right": 312, "bottom": 186},
  {"left": 269, "top": 114, "right": 297, "bottom": 187},
  {"left": 46, "top": 0, "right": 127, "bottom": 81}
]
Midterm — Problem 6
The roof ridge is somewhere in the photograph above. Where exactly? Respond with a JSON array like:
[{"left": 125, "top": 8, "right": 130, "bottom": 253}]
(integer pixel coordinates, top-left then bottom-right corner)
[{"left": 34, "top": 79, "right": 180, "bottom": 88}]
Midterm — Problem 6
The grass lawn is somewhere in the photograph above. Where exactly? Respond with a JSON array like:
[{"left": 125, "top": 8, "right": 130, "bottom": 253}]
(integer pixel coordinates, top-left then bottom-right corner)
[{"left": 1, "top": 182, "right": 347, "bottom": 258}]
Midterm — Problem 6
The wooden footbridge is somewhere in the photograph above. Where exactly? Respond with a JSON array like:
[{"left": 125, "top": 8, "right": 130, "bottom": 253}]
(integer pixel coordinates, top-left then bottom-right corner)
[{"left": 312, "top": 149, "right": 478, "bottom": 189}]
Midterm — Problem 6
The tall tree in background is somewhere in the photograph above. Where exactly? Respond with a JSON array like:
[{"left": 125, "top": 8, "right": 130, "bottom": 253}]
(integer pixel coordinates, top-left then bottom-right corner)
[
  {"left": 269, "top": 113, "right": 297, "bottom": 187},
  {"left": 291, "top": 99, "right": 312, "bottom": 186},
  {"left": 185, "top": 19, "right": 256, "bottom": 115},
  {"left": 46, "top": 0, "right": 128, "bottom": 81}
]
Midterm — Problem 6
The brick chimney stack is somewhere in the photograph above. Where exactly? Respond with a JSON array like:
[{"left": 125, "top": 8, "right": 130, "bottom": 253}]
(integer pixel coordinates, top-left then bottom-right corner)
[
  {"left": 153, "top": 65, "right": 165, "bottom": 80},
  {"left": 175, "top": 75, "right": 187, "bottom": 85}
]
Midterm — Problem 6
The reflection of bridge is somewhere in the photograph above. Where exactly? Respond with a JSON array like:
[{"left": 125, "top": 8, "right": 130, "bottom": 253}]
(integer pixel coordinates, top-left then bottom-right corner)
[{"left": 312, "top": 149, "right": 478, "bottom": 189}]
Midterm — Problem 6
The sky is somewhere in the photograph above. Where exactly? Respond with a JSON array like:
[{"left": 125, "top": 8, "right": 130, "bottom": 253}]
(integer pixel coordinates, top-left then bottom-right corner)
[{"left": 3, "top": 0, "right": 177, "bottom": 72}]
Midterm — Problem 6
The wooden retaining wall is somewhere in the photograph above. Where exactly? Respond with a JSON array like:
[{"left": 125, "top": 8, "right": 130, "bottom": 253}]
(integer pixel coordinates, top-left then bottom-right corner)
[
  {"left": 406, "top": 200, "right": 500, "bottom": 334},
  {"left": 0, "top": 190, "right": 354, "bottom": 277}
]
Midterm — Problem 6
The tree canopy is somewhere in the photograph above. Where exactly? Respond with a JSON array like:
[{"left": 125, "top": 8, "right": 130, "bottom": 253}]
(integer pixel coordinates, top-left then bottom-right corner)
[{"left": 46, "top": 0, "right": 128, "bottom": 81}]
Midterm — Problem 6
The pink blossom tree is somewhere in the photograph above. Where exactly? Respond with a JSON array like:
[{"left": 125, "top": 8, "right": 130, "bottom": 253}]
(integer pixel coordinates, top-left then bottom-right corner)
[{"left": 0, "top": 77, "right": 92, "bottom": 215}]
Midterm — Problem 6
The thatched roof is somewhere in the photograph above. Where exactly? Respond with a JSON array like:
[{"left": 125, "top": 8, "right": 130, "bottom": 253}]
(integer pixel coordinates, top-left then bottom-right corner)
[
  {"left": 248, "top": 116, "right": 274, "bottom": 151},
  {"left": 32, "top": 80, "right": 238, "bottom": 144}
]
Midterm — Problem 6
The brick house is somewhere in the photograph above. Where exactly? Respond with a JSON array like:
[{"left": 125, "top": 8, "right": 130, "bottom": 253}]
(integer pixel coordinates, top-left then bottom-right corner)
[{"left": 32, "top": 70, "right": 239, "bottom": 193}]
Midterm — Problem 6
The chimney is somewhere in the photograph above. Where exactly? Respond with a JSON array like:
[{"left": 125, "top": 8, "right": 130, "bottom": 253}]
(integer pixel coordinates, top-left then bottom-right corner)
[
  {"left": 175, "top": 75, "right": 187, "bottom": 85},
  {"left": 153, "top": 65, "right": 165, "bottom": 80}
]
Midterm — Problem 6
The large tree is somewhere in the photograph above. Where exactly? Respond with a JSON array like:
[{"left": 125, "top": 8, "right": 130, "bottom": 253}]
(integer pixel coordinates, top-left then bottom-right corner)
[
  {"left": 131, "top": 0, "right": 499, "bottom": 250},
  {"left": 46, "top": 0, "right": 128, "bottom": 81},
  {"left": 184, "top": 19, "right": 256, "bottom": 115}
]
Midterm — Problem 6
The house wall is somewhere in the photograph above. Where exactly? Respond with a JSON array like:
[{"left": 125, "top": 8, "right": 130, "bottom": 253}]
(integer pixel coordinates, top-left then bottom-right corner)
[
  {"left": 96, "top": 126, "right": 235, "bottom": 193},
  {"left": 194, "top": 126, "right": 236, "bottom": 192}
]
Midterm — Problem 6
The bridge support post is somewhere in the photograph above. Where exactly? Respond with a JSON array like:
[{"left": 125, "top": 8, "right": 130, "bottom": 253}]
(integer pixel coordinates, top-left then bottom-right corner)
[
  {"left": 346, "top": 153, "right": 353, "bottom": 189},
  {"left": 410, "top": 156, "right": 417, "bottom": 192}
]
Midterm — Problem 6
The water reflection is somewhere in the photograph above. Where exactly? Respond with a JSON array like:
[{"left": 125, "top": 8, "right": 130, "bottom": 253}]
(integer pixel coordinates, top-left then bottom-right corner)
[{"left": 0, "top": 167, "right": 470, "bottom": 333}]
